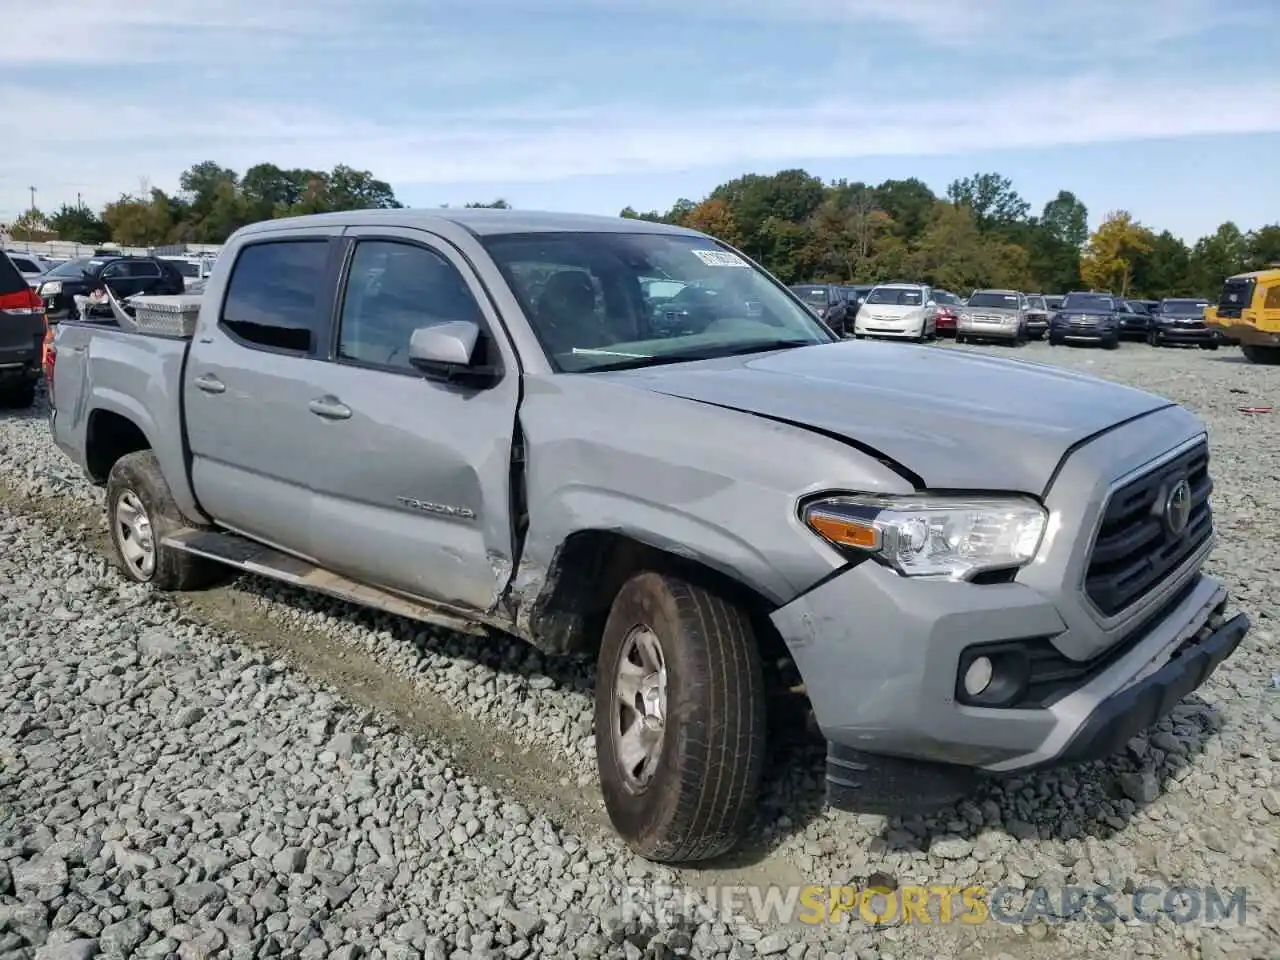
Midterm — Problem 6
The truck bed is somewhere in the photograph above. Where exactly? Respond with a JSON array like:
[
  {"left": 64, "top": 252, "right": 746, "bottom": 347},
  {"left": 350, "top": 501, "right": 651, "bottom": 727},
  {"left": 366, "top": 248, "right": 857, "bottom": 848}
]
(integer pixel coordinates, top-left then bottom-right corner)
[{"left": 48, "top": 316, "right": 203, "bottom": 520}]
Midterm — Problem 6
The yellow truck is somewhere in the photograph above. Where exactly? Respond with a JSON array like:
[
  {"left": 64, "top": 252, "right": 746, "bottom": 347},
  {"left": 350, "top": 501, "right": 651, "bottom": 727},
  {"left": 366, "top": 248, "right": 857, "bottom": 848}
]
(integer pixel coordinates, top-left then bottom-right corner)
[{"left": 1204, "top": 266, "right": 1280, "bottom": 364}]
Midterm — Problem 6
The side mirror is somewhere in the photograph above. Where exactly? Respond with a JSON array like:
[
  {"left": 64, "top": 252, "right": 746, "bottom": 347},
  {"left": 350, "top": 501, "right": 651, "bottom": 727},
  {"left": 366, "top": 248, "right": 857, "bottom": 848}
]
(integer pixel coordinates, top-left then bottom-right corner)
[
  {"left": 409, "top": 320, "right": 478, "bottom": 367},
  {"left": 408, "top": 320, "right": 497, "bottom": 385}
]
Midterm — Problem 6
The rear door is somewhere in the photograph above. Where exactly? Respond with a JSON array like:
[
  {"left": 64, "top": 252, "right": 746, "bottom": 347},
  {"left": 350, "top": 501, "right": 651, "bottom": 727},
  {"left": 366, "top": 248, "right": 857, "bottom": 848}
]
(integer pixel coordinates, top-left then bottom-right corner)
[
  {"left": 0, "top": 253, "right": 43, "bottom": 369},
  {"left": 300, "top": 227, "right": 520, "bottom": 611},
  {"left": 184, "top": 229, "right": 345, "bottom": 557}
]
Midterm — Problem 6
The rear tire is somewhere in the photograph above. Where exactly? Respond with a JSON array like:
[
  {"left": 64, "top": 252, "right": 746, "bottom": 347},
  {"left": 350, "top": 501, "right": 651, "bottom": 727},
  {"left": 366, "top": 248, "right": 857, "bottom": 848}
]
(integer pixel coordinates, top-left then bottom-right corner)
[
  {"left": 106, "top": 451, "right": 225, "bottom": 591},
  {"left": 1199, "top": 341, "right": 1219, "bottom": 351},
  {"left": 0, "top": 380, "right": 37, "bottom": 409},
  {"left": 595, "top": 571, "right": 766, "bottom": 863},
  {"left": 1102, "top": 337, "right": 1120, "bottom": 350}
]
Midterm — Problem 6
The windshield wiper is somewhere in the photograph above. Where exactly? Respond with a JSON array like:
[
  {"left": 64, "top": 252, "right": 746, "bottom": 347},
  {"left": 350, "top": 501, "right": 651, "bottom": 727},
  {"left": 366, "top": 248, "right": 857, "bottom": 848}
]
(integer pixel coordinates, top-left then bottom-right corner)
[{"left": 586, "top": 338, "right": 815, "bottom": 373}]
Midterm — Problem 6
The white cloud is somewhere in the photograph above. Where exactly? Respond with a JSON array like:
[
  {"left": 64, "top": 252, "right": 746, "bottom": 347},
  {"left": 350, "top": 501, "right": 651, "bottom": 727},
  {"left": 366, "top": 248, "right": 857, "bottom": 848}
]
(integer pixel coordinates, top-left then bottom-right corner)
[{"left": 3, "top": 70, "right": 1278, "bottom": 217}]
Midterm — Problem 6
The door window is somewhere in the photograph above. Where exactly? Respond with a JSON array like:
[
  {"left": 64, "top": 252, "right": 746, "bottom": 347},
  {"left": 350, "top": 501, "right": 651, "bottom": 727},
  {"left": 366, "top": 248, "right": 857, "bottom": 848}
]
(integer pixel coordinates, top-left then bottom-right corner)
[
  {"left": 337, "top": 240, "right": 484, "bottom": 371},
  {"left": 124, "top": 260, "right": 161, "bottom": 278},
  {"left": 220, "top": 240, "right": 332, "bottom": 353}
]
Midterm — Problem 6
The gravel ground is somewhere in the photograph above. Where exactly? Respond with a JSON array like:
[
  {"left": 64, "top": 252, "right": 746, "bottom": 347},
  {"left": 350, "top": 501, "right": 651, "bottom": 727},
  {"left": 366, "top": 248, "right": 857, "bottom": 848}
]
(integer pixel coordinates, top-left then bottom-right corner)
[{"left": 1, "top": 338, "right": 1278, "bottom": 960}]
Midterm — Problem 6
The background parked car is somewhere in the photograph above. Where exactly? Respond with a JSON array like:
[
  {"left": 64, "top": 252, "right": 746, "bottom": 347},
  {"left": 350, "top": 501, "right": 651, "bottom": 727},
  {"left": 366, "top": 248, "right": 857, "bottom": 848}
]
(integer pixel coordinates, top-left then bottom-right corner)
[
  {"left": 159, "top": 255, "right": 217, "bottom": 289},
  {"left": 788, "top": 283, "right": 855, "bottom": 334},
  {"left": 1117, "top": 299, "right": 1152, "bottom": 340},
  {"left": 38, "top": 255, "right": 186, "bottom": 321},
  {"left": 1045, "top": 294, "right": 1065, "bottom": 311},
  {"left": 853, "top": 283, "right": 937, "bottom": 342},
  {"left": 932, "top": 289, "right": 963, "bottom": 337},
  {"left": 1149, "top": 298, "right": 1218, "bottom": 349},
  {"left": 1049, "top": 291, "right": 1121, "bottom": 349},
  {"left": 956, "top": 289, "right": 1028, "bottom": 345},
  {"left": 1023, "top": 293, "right": 1050, "bottom": 340},
  {"left": 3, "top": 249, "right": 54, "bottom": 288},
  {"left": 0, "top": 251, "right": 46, "bottom": 408}
]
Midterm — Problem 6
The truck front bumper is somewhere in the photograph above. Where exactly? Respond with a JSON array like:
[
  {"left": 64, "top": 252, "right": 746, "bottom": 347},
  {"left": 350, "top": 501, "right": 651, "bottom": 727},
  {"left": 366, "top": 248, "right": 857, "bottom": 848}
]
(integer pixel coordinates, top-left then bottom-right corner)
[{"left": 770, "top": 559, "right": 1248, "bottom": 807}]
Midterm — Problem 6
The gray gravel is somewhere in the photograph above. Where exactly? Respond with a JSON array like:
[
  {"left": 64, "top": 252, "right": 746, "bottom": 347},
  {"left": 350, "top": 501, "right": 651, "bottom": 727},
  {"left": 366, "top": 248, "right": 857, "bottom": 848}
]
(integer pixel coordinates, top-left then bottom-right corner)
[{"left": 1, "top": 339, "right": 1278, "bottom": 959}]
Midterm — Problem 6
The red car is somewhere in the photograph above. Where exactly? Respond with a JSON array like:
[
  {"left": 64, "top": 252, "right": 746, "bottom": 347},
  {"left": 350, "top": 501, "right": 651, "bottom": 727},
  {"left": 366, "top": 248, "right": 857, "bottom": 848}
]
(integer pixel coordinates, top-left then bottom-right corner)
[{"left": 933, "top": 290, "right": 963, "bottom": 336}]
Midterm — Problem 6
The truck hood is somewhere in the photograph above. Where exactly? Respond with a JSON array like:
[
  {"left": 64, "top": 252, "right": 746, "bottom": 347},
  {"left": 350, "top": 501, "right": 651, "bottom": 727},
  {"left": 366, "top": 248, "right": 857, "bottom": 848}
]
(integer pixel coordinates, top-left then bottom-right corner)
[
  {"left": 599, "top": 340, "right": 1173, "bottom": 494},
  {"left": 966, "top": 305, "right": 1019, "bottom": 318}
]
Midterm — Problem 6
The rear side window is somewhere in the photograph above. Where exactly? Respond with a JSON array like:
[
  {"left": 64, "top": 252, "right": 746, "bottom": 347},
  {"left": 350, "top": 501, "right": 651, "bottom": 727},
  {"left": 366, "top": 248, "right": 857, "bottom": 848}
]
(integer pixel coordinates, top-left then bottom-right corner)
[
  {"left": 9, "top": 256, "right": 38, "bottom": 273},
  {"left": 0, "top": 254, "right": 29, "bottom": 294},
  {"left": 220, "top": 240, "right": 331, "bottom": 353}
]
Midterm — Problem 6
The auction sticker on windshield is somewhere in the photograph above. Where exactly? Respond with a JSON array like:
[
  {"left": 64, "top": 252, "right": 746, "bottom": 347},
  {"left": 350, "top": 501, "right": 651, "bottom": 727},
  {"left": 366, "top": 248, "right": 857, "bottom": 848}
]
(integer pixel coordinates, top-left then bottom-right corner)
[{"left": 692, "top": 250, "right": 749, "bottom": 267}]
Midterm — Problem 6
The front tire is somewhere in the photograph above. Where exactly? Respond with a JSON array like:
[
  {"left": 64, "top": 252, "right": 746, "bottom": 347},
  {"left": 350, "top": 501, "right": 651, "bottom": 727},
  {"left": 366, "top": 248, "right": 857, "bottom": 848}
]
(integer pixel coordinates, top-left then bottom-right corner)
[
  {"left": 1242, "top": 344, "right": 1280, "bottom": 365},
  {"left": 595, "top": 571, "right": 766, "bottom": 863},
  {"left": 106, "top": 451, "right": 225, "bottom": 591}
]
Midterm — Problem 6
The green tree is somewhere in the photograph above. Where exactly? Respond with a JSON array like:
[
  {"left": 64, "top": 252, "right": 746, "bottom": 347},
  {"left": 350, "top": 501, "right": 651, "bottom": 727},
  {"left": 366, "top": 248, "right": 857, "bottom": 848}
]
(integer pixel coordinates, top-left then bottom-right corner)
[
  {"left": 1131, "top": 230, "right": 1191, "bottom": 298},
  {"left": 1186, "top": 222, "right": 1249, "bottom": 294},
  {"left": 1246, "top": 224, "right": 1280, "bottom": 268},
  {"left": 464, "top": 199, "right": 511, "bottom": 208},
  {"left": 47, "top": 204, "right": 111, "bottom": 244},
  {"left": 945, "top": 172, "right": 1031, "bottom": 233},
  {"left": 101, "top": 189, "right": 179, "bottom": 246},
  {"left": 872, "top": 178, "right": 936, "bottom": 239}
]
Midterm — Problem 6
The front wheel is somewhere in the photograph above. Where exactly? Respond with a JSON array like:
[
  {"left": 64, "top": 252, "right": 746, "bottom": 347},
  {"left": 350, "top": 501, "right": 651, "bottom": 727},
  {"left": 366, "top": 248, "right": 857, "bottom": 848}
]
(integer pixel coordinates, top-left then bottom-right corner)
[
  {"left": 595, "top": 571, "right": 766, "bottom": 863},
  {"left": 106, "top": 451, "right": 226, "bottom": 590},
  {"left": 1242, "top": 344, "right": 1280, "bottom": 365},
  {"left": 1148, "top": 329, "right": 1161, "bottom": 347}
]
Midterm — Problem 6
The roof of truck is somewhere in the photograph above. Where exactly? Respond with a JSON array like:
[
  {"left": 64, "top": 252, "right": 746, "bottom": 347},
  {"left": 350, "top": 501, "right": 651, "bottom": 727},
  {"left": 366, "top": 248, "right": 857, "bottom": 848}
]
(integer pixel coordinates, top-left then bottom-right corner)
[{"left": 235, "top": 208, "right": 706, "bottom": 239}]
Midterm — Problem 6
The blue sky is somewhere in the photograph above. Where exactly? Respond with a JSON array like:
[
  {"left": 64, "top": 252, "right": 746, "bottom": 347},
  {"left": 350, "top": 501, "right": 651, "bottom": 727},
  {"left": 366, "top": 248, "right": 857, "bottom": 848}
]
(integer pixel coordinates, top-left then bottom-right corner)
[{"left": 3, "top": 0, "right": 1279, "bottom": 242}]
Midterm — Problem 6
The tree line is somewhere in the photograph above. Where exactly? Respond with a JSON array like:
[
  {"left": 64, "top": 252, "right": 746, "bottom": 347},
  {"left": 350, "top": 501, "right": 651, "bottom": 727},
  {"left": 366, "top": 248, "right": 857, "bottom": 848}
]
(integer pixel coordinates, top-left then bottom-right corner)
[{"left": 7, "top": 161, "right": 1278, "bottom": 298}]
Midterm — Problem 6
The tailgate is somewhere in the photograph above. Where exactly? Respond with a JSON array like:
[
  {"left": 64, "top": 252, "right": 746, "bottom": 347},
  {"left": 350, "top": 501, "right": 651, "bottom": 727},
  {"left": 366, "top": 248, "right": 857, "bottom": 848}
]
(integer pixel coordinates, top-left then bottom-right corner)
[{"left": 0, "top": 254, "right": 43, "bottom": 365}]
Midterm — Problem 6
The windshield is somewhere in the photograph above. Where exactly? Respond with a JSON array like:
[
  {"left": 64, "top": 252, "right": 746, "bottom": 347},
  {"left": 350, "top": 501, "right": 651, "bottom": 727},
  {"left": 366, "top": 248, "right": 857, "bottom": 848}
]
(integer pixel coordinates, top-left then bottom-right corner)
[
  {"left": 46, "top": 258, "right": 98, "bottom": 278},
  {"left": 934, "top": 291, "right": 961, "bottom": 305},
  {"left": 1161, "top": 299, "right": 1209, "bottom": 315},
  {"left": 1026, "top": 295, "right": 1046, "bottom": 309},
  {"left": 791, "top": 286, "right": 831, "bottom": 305},
  {"left": 1062, "top": 293, "right": 1115, "bottom": 311},
  {"left": 865, "top": 286, "right": 922, "bottom": 306},
  {"left": 968, "top": 292, "right": 1020, "bottom": 309},
  {"left": 172, "top": 260, "right": 200, "bottom": 278},
  {"left": 482, "top": 231, "right": 834, "bottom": 372}
]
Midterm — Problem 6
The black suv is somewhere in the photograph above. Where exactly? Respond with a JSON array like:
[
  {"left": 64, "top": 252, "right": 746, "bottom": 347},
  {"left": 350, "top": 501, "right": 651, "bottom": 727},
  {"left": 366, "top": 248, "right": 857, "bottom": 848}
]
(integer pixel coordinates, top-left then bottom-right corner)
[
  {"left": 0, "top": 251, "right": 46, "bottom": 408},
  {"left": 36, "top": 255, "right": 185, "bottom": 321}
]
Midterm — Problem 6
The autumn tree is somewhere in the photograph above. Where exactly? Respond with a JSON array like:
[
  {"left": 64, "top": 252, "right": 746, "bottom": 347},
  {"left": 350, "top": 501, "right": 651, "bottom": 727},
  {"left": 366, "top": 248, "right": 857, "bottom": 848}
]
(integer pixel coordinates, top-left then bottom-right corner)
[
  {"left": 682, "top": 199, "right": 744, "bottom": 249},
  {"left": 8, "top": 209, "right": 56, "bottom": 241},
  {"left": 1081, "top": 211, "right": 1154, "bottom": 296}
]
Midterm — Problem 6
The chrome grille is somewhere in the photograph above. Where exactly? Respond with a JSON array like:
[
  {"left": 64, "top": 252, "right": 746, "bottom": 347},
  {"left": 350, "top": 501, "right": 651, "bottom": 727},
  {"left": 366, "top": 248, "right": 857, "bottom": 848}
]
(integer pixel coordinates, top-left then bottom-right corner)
[{"left": 1084, "top": 441, "right": 1213, "bottom": 617}]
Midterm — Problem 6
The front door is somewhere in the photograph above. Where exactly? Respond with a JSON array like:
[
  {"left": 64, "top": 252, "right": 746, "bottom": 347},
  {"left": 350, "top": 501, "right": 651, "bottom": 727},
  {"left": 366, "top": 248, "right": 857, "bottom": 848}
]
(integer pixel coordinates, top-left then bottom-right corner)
[
  {"left": 300, "top": 228, "right": 521, "bottom": 612},
  {"left": 184, "top": 228, "right": 344, "bottom": 556}
]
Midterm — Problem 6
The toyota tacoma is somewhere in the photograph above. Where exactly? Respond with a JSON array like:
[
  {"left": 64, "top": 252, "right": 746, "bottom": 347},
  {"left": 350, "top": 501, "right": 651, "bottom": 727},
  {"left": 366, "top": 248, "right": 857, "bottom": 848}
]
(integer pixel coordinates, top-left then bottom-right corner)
[{"left": 47, "top": 209, "right": 1249, "bottom": 863}]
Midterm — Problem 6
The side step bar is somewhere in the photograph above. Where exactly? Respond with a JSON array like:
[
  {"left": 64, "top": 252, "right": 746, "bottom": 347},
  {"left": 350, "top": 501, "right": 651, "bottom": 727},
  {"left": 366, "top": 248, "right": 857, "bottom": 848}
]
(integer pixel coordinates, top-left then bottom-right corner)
[{"left": 160, "top": 528, "right": 489, "bottom": 637}]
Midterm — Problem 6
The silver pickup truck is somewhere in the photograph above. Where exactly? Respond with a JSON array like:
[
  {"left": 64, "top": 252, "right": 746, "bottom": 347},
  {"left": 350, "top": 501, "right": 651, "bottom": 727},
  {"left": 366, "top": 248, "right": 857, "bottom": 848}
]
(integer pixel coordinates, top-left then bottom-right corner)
[{"left": 47, "top": 209, "right": 1249, "bottom": 863}]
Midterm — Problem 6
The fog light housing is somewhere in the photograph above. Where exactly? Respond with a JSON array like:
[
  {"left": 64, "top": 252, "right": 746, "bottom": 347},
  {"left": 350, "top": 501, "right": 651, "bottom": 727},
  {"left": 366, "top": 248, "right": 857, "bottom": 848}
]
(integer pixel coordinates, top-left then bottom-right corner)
[{"left": 963, "top": 656, "right": 993, "bottom": 696}]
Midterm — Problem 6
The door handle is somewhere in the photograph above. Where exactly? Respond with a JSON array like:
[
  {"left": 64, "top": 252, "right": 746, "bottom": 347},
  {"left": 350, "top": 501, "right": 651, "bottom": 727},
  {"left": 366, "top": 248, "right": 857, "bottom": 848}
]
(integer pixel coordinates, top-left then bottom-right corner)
[
  {"left": 309, "top": 396, "right": 352, "bottom": 420},
  {"left": 194, "top": 374, "right": 225, "bottom": 394}
]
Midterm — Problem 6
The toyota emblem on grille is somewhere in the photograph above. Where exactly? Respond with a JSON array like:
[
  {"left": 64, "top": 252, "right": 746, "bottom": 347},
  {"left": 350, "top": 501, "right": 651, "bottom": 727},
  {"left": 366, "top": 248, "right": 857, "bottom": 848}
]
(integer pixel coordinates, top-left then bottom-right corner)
[{"left": 1164, "top": 479, "right": 1192, "bottom": 536}]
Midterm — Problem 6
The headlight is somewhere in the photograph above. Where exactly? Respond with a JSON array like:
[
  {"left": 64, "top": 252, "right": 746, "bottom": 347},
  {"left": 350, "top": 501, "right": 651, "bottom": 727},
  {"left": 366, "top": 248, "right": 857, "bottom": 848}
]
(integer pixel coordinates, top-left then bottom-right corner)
[
  {"left": 802, "top": 494, "right": 1047, "bottom": 579},
  {"left": 40, "top": 281, "right": 62, "bottom": 295}
]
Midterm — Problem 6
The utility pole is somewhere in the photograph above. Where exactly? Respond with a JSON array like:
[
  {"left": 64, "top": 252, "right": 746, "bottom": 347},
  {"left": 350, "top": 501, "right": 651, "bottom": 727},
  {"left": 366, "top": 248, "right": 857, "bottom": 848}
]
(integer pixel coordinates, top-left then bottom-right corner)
[
  {"left": 28, "top": 185, "right": 36, "bottom": 211},
  {"left": 76, "top": 192, "right": 82, "bottom": 209}
]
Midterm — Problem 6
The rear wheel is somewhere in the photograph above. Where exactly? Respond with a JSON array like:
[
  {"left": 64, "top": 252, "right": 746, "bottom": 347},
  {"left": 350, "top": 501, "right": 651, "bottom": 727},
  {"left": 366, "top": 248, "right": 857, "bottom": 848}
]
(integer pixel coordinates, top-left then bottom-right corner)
[
  {"left": 106, "top": 451, "right": 226, "bottom": 591},
  {"left": 595, "top": 571, "right": 766, "bottom": 863},
  {"left": 1102, "top": 336, "right": 1120, "bottom": 350},
  {"left": 0, "top": 380, "right": 37, "bottom": 409},
  {"left": 1199, "top": 341, "right": 1219, "bottom": 351},
  {"left": 1241, "top": 344, "right": 1280, "bottom": 364}
]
